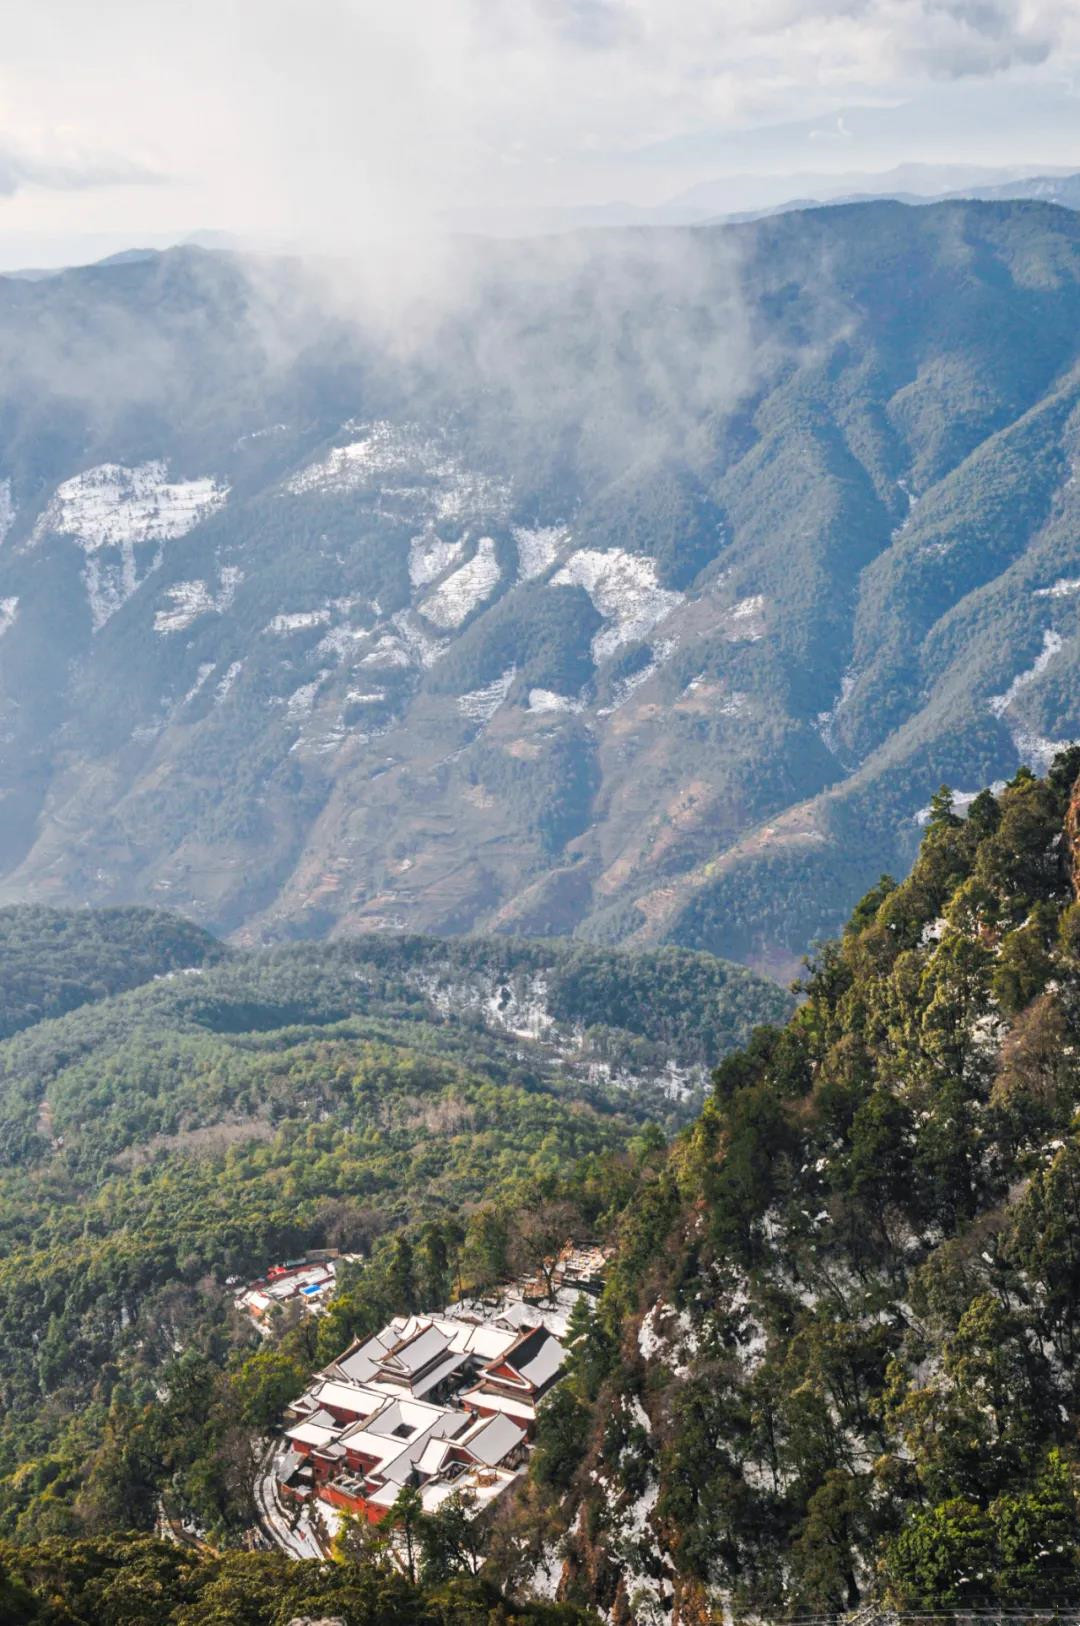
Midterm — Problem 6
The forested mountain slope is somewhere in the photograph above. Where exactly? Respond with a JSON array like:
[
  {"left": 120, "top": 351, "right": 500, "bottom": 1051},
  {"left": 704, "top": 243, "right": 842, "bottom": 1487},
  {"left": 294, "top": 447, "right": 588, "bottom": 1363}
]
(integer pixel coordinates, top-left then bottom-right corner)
[
  {"left": 522, "top": 751, "right": 1080, "bottom": 1622},
  {"left": 4, "top": 201, "right": 1080, "bottom": 971},
  {"left": 0, "top": 922, "right": 789, "bottom": 1148},
  {"left": 0, "top": 904, "right": 223, "bottom": 1038},
  {"left": 0, "top": 913, "right": 783, "bottom": 1542}
]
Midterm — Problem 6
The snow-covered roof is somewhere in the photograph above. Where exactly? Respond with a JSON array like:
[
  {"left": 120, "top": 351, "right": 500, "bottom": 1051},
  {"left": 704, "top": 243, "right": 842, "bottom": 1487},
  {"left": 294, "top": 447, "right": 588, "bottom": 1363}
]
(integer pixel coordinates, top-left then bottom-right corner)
[
  {"left": 404, "top": 1349, "right": 467, "bottom": 1398},
  {"left": 332, "top": 1393, "right": 476, "bottom": 1494},
  {"left": 381, "top": 1323, "right": 451, "bottom": 1375},
  {"left": 335, "top": 1424, "right": 412, "bottom": 1475},
  {"left": 515, "top": 1336, "right": 564, "bottom": 1391},
  {"left": 313, "top": 1380, "right": 384, "bottom": 1419},
  {"left": 285, "top": 1420, "right": 338, "bottom": 1449},
  {"left": 442, "top": 1286, "right": 580, "bottom": 1340},
  {"left": 459, "top": 1385, "right": 537, "bottom": 1422},
  {"left": 431, "top": 1317, "right": 519, "bottom": 1361},
  {"left": 363, "top": 1396, "right": 446, "bottom": 1437},
  {"left": 487, "top": 1326, "right": 565, "bottom": 1391},
  {"left": 333, "top": 1329, "right": 395, "bottom": 1385},
  {"left": 287, "top": 1387, "right": 320, "bottom": 1417},
  {"left": 461, "top": 1412, "right": 527, "bottom": 1467},
  {"left": 305, "top": 1407, "right": 338, "bottom": 1430},
  {"left": 417, "top": 1438, "right": 454, "bottom": 1477}
]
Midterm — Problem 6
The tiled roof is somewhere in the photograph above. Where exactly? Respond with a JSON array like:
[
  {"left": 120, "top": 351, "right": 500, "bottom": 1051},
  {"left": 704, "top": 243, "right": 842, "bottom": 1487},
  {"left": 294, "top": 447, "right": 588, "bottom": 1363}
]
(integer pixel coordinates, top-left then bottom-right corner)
[{"left": 461, "top": 1412, "right": 527, "bottom": 1467}]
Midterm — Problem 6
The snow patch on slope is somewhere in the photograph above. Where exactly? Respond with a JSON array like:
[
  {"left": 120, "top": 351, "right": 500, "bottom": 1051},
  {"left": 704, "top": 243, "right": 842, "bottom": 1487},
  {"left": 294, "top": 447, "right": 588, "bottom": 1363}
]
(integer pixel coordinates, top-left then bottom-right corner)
[
  {"left": 0, "top": 480, "right": 14, "bottom": 546},
  {"left": 914, "top": 782, "right": 1009, "bottom": 824},
  {"left": 399, "top": 966, "right": 706, "bottom": 1103},
  {"left": 515, "top": 524, "right": 570, "bottom": 581},
  {"left": 528, "top": 688, "right": 583, "bottom": 715},
  {"left": 421, "top": 538, "right": 501, "bottom": 628},
  {"left": 1013, "top": 732, "right": 1075, "bottom": 774},
  {"left": 987, "top": 630, "right": 1074, "bottom": 770},
  {"left": 525, "top": 1546, "right": 566, "bottom": 1602},
  {"left": 155, "top": 567, "right": 242, "bottom": 634},
  {"left": 285, "top": 420, "right": 511, "bottom": 525},
  {"left": 434, "top": 471, "right": 510, "bottom": 524},
  {"left": 390, "top": 610, "right": 447, "bottom": 667},
  {"left": 410, "top": 968, "right": 557, "bottom": 1042},
  {"left": 629, "top": 1395, "right": 651, "bottom": 1435},
  {"left": 637, "top": 1305, "right": 663, "bottom": 1361},
  {"left": 680, "top": 674, "right": 747, "bottom": 718},
  {"left": 1035, "top": 578, "right": 1080, "bottom": 598},
  {"left": 179, "top": 662, "right": 215, "bottom": 709},
  {"left": 598, "top": 660, "right": 658, "bottom": 715},
  {"left": 636, "top": 1300, "right": 698, "bottom": 1376},
  {"left": 717, "top": 691, "right": 749, "bottom": 717},
  {"left": 721, "top": 593, "right": 766, "bottom": 642},
  {"left": 353, "top": 611, "right": 447, "bottom": 671},
  {"left": 285, "top": 423, "right": 434, "bottom": 494},
  {"left": 32, "top": 462, "right": 228, "bottom": 629},
  {"left": 215, "top": 661, "right": 242, "bottom": 701},
  {"left": 552, "top": 549, "right": 681, "bottom": 663},
  {"left": 286, "top": 675, "right": 329, "bottom": 718},
  {"left": 266, "top": 609, "right": 331, "bottom": 634},
  {"left": 457, "top": 666, "right": 516, "bottom": 725},
  {"left": 234, "top": 422, "right": 287, "bottom": 448},
  {"left": 409, "top": 530, "right": 464, "bottom": 588},
  {"left": 606, "top": 1474, "right": 668, "bottom": 1626},
  {"left": 34, "top": 462, "right": 226, "bottom": 552},
  {"left": 989, "top": 630, "right": 1063, "bottom": 717},
  {"left": 817, "top": 667, "right": 856, "bottom": 755},
  {"left": 359, "top": 634, "right": 412, "bottom": 670}
]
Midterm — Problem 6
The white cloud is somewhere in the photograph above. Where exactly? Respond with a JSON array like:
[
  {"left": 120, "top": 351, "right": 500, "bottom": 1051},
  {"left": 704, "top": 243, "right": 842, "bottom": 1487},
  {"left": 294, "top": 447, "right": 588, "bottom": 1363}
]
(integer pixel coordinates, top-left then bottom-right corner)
[
  {"left": 0, "top": 136, "right": 159, "bottom": 197},
  {"left": 0, "top": 0, "right": 1077, "bottom": 265}
]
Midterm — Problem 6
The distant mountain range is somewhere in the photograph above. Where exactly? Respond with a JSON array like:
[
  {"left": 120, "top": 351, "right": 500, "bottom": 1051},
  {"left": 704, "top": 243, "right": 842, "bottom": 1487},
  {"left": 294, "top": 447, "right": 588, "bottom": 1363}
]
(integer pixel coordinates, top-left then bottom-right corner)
[
  {"left": 711, "top": 166, "right": 1080, "bottom": 225},
  {"left": 444, "top": 164, "right": 1080, "bottom": 236},
  {"left": 3, "top": 198, "right": 1080, "bottom": 976}
]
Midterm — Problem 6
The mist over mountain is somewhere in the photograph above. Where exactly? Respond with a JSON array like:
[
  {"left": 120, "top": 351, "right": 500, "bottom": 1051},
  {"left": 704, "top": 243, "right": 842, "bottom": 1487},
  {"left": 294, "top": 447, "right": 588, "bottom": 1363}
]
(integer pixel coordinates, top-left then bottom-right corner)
[{"left": 3, "top": 197, "right": 1080, "bottom": 975}]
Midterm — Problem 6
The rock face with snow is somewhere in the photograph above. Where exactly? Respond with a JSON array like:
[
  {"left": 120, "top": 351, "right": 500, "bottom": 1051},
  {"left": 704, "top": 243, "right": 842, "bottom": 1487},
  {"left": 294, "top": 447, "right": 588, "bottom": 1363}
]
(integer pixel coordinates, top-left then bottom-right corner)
[{"left": 3, "top": 209, "right": 1080, "bottom": 968}]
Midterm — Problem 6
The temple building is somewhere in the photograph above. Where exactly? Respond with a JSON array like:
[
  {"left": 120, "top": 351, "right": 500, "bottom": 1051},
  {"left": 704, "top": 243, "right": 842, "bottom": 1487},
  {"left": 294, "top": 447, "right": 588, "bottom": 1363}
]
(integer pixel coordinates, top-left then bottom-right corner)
[{"left": 276, "top": 1311, "right": 566, "bottom": 1521}]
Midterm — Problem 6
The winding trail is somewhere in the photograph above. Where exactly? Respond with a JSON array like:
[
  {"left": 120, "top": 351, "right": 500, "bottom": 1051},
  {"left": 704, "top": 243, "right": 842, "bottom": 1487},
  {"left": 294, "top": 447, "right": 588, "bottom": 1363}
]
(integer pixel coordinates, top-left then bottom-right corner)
[{"left": 252, "top": 1442, "right": 324, "bottom": 1560}]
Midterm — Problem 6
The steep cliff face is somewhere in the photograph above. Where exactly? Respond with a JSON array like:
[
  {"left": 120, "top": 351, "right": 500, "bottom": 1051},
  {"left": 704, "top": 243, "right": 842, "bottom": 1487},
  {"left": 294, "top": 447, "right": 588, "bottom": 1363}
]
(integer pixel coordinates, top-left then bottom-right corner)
[
  {"left": 4, "top": 203, "right": 1080, "bottom": 970},
  {"left": 523, "top": 753, "right": 1080, "bottom": 1622}
]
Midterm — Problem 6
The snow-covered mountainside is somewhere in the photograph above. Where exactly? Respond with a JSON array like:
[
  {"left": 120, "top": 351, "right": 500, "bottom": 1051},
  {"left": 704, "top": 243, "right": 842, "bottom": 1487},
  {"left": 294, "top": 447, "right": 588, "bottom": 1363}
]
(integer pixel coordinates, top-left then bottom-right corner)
[{"left": 4, "top": 201, "right": 1080, "bottom": 971}]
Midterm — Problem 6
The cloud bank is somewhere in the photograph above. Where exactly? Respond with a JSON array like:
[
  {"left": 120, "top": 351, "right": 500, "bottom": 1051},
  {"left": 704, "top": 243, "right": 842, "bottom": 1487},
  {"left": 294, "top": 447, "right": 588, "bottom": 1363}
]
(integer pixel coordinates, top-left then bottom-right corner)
[
  {"left": 0, "top": 138, "right": 160, "bottom": 198},
  {"left": 0, "top": 0, "right": 1078, "bottom": 265}
]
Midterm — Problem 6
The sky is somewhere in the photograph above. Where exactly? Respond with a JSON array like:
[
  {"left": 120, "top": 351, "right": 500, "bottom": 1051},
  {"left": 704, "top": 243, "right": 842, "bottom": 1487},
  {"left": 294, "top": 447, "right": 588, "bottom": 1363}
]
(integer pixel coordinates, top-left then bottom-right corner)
[{"left": 2, "top": 0, "right": 1080, "bottom": 266}]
